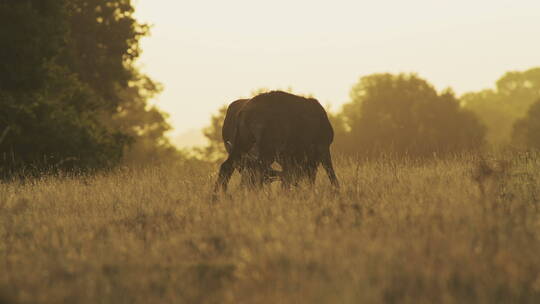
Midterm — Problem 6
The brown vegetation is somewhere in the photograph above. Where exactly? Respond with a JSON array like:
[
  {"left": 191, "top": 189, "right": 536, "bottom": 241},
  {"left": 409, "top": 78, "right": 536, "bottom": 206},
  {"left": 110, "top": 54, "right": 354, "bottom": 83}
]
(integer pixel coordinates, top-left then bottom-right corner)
[{"left": 1, "top": 154, "right": 540, "bottom": 303}]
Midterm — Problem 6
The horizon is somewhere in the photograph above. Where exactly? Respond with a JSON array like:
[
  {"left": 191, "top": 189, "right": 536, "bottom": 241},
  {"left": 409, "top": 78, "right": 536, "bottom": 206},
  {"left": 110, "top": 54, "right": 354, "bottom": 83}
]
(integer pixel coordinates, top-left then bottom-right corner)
[{"left": 133, "top": 0, "right": 540, "bottom": 145}]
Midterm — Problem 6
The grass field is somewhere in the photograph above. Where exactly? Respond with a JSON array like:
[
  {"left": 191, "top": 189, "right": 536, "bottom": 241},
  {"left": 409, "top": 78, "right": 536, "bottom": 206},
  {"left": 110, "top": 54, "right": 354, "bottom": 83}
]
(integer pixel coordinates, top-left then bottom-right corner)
[{"left": 1, "top": 154, "right": 540, "bottom": 303}]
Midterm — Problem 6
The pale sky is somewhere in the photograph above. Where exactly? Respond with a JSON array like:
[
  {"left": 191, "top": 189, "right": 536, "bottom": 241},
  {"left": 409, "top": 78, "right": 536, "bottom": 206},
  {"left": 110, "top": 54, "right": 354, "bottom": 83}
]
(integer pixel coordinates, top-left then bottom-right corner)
[{"left": 133, "top": 0, "right": 540, "bottom": 142}]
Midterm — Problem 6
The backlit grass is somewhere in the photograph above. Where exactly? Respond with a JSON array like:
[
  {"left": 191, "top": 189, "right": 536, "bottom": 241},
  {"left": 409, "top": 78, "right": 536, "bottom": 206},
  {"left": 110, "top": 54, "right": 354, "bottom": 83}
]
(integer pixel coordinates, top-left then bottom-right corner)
[{"left": 1, "top": 154, "right": 540, "bottom": 303}]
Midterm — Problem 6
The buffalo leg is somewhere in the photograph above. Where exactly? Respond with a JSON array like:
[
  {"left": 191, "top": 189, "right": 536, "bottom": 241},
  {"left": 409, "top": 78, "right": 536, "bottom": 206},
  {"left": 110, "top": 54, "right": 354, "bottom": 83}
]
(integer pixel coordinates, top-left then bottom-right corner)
[
  {"left": 251, "top": 127, "right": 279, "bottom": 188},
  {"left": 279, "top": 159, "right": 294, "bottom": 190},
  {"left": 306, "top": 164, "right": 318, "bottom": 186},
  {"left": 280, "top": 158, "right": 303, "bottom": 190},
  {"left": 213, "top": 157, "right": 235, "bottom": 198},
  {"left": 240, "top": 142, "right": 267, "bottom": 189},
  {"left": 320, "top": 147, "right": 339, "bottom": 189},
  {"left": 240, "top": 161, "right": 265, "bottom": 189}
]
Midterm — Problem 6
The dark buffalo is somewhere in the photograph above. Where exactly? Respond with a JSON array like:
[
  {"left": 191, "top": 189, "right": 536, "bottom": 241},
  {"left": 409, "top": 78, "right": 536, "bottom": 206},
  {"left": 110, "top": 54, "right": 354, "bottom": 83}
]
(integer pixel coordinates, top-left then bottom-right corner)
[
  {"left": 221, "top": 98, "right": 280, "bottom": 185},
  {"left": 213, "top": 91, "right": 339, "bottom": 197},
  {"left": 221, "top": 98, "right": 248, "bottom": 155}
]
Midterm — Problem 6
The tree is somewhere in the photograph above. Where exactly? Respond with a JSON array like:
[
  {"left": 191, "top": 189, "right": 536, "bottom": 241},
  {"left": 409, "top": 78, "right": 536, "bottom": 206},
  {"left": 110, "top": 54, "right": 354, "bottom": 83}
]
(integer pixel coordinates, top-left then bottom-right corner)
[
  {"left": 111, "top": 74, "right": 181, "bottom": 164},
  {"left": 0, "top": 0, "right": 179, "bottom": 177},
  {"left": 512, "top": 100, "right": 540, "bottom": 150},
  {"left": 326, "top": 110, "right": 351, "bottom": 155},
  {"left": 339, "top": 73, "right": 485, "bottom": 157},
  {"left": 62, "top": 0, "right": 178, "bottom": 163},
  {"left": 198, "top": 105, "right": 228, "bottom": 162},
  {"left": 0, "top": 1, "right": 126, "bottom": 176},
  {"left": 61, "top": 0, "right": 147, "bottom": 110},
  {"left": 462, "top": 67, "right": 540, "bottom": 146},
  {"left": 0, "top": 0, "right": 67, "bottom": 93}
]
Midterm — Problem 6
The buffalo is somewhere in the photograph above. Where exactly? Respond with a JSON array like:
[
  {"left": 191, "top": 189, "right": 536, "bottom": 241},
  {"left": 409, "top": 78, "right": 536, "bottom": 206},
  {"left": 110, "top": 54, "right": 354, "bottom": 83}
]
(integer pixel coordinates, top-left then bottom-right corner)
[
  {"left": 221, "top": 98, "right": 281, "bottom": 185},
  {"left": 213, "top": 91, "right": 339, "bottom": 197}
]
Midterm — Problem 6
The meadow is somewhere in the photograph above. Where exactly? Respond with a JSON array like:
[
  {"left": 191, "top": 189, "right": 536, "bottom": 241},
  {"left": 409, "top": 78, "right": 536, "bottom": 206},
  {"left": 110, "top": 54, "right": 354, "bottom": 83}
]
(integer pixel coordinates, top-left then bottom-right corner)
[{"left": 1, "top": 153, "right": 540, "bottom": 303}]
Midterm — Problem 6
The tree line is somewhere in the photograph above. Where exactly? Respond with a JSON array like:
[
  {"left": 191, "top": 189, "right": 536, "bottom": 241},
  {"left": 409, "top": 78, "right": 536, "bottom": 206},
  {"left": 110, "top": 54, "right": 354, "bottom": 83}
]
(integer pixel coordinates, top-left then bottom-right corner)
[
  {"left": 203, "top": 68, "right": 540, "bottom": 159},
  {"left": 2, "top": 2, "right": 539, "bottom": 176},
  {"left": 0, "top": 0, "right": 180, "bottom": 177}
]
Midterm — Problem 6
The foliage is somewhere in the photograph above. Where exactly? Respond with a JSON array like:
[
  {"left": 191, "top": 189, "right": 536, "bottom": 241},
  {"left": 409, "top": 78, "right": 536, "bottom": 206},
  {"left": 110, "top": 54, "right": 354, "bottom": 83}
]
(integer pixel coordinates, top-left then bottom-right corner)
[
  {"left": 338, "top": 73, "right": 486, "bottom": 157},
  {"left": 512, "top": 100, "right": 540, "bottom": 150},
  {"left": 201, "top": 77, "right": 486, "bottom": 161},
  {"left": 1, "top": 155, "right": 540, "bottom": 303},
  {"left": 198, "top": 105, "right": 228, "bottom": 162},
  {"left": 63, "top": 0, "right": 178, "bottom": 163},
  {"left": 326, "top": 110, "right": 350, "bottom": 154},
  {"left": 0, "top": 1, "right": 124, "bottom": 176},
  {"left": 0, "top": 0, "right": 179, "bottom": 176},
  {"left": 0, "top": 0, "right": 67, "bottom": 93},
  {"left": 462, "top": 67, "right": 540, "bottom": 146},
  {"left": 1, "top": 64, "right": 127, "bottom": 172},
  {"left": 108, "top": 72, "right": 181, "bottom": 164}
]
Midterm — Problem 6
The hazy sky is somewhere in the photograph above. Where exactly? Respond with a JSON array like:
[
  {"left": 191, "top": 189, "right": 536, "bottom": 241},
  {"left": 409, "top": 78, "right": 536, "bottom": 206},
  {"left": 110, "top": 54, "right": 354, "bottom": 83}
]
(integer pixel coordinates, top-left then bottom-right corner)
[{"left": 133, "top": 0, "right": 540, "bottom": 139}]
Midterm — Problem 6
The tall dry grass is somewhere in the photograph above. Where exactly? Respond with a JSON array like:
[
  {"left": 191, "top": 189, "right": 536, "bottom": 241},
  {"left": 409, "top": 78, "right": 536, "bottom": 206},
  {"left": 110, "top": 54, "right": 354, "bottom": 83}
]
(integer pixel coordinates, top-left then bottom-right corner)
[{"left": 1, "top": 154, "right": 540, "bottom": 303}]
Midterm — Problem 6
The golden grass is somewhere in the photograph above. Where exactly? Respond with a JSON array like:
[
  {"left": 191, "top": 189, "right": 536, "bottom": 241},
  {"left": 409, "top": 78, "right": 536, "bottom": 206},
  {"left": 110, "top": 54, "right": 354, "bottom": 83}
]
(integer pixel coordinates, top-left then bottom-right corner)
[{"left": 1, "top": 154, "right": 540, "bottom": 303}]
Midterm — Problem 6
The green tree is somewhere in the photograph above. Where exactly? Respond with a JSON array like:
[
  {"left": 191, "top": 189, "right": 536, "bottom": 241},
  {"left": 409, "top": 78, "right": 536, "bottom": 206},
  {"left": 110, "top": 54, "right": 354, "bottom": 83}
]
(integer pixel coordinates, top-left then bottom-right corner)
[
  {"left": 326, "top": 110, "right": 350, "bottom": 155},
  {"left": 0, "top": 0, "right": 179, "bottom": 177},
  {"left": 339, "top": 73, "right": 485, "bottom": 157},
  {"left": 111, "top": 74, "right": 181, "bottom": 164},
  {"left": 62, "top": 0, "right": 178, "bottom": 163},
  {"left": 0, "top": 1, "right": 126, "bottom": 176},
  {"left": 0, "top": 0, "right": 67, "bottom": 93},
  {"left": 198, "top": 105, "right": 228, "bottom": 162},
  {"left": 61, "top": 0, "right": 147, "bottom": 110},
  {"left": 462, "top": 67, "right": 540, "bottom": 146},
  {"left": 512, "top": 100, "right": 540, "bottom": 150}
]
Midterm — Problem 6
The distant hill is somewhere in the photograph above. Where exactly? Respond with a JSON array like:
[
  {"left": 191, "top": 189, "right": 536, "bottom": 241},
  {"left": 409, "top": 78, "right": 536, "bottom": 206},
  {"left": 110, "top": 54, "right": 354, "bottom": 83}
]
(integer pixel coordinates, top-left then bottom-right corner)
[{"left": 173, "top": 128, "right": 207, "bottom": 148}]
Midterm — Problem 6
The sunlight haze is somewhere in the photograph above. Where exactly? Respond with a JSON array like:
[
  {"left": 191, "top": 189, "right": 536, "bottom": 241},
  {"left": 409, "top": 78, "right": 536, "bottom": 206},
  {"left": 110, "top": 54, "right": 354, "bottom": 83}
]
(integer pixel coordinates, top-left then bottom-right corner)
[{"left": 133, "top": 0, "right": 540, "bottom": 144}]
